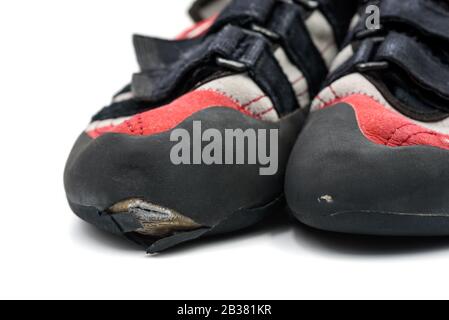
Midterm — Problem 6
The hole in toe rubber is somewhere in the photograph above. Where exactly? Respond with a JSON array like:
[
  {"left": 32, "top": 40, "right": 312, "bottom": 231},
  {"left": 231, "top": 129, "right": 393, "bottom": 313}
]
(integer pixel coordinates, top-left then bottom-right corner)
[{"left": 108, "top": 199, "right": 203, "bottom": 238}]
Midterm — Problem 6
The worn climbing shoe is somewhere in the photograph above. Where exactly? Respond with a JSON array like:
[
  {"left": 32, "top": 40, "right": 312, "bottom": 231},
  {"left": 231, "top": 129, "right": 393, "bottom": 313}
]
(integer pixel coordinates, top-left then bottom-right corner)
[
  {"left": 286, "top": 0, "right": 449, "bottom": 236},
  {"left": 65, "top": 0, "right": 358, "bottom": 253}
]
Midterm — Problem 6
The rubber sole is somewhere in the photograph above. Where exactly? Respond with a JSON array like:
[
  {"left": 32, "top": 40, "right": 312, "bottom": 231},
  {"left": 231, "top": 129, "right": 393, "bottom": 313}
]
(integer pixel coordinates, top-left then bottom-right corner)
[
  {"left": 65, "top": 107, "right": 305, "bottom": 252},
  {"left": 285, "top": 103, "right": 449, "bottom": 236}
]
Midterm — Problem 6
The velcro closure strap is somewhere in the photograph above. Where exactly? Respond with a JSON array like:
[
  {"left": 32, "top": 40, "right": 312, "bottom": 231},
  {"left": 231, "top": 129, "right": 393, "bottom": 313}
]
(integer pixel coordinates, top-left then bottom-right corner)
[
  {"left": 270, "top": 2, "right": 327, "bottom": 98},
  {"left": 134, "top": 35, "right": 201, "bottom": 71},
  {"left": 325, "top": 36, "right": 380, "bottom": 85},
  {"left": 380, "top": 0, "right": 449, "bottom": 41},
  {"left": 211, "top": 0, "right": 328, "bottom": 97},
  {"left": 375, "top": 32, "right": 449, "bottom": 99},
  {"left": 210, "top": 0, "right": 276, "bottom": 33},
  {"left": 329, "top": 32, "right": 449, "bottom": 99},
  {"left": 309, "top": 0, "right": 359, "bottom": 47},
  {"left": 133, "top": 26, "right": 244, "bottom": 101},
  {"left": 135, "top": 0, "right": 276, "bottom": 71},
  {"left": 189, "top": 0, "right": 231, "bottom": 22},
  {"left": 132, "top": 25, "right": 299, "bottom": 115}
]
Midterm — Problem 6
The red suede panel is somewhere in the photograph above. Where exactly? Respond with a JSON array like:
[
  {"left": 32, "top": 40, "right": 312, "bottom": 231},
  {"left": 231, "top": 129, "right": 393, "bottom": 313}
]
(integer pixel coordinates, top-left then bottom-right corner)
[
  {"left": 89, "top": 125, "right": 117, "bottom": 139},
  {"left": 88, "top": 89, "right": 251, "bottom": 138},
  {"left": 322, "top": 94, "right": 449, "bottom": 150}
]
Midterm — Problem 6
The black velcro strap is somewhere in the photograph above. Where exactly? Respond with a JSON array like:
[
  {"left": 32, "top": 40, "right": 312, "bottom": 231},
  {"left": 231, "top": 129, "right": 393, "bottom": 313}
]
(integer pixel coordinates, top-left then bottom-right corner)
[
  {"left": 375, "top": 32, "right": 449, "bottom": 100},
  {"left": 132, "top": 25, "right": 299, "bottom": 116},
  {"left": 209, "top": 0, "right": 276, "bottom": 32},
  {"left": 211, "top": 0, "right": 328, "bottom": 97},
  {"left": 189, "top": 0, "right": 212, "bottom": 22},
  {"left": 270, "top": 2, "right": 327, "bottom": 98},
  {"left": 136, "top": 0, "right": 328, "bottom": 99},
  {"left": 325, "top": 36, "right": 380, "bottom": 85},
  {"left": 328, "top": 31, "right": 449, "bottom": 100},
  {"left": 309, "top": 0, "right": 359, "bottom": 47},
  {"left": 134, "top": 35, "right": 201, "bottom": 71},
  {"left": 188, "top": 0, "right": 231, "bottom": 22},
  {"left": 134, "top": 0, "right": 276, "bottom": 71},
  {"left": 380, "top": 0, "right": 449, "bottom": 41},
  {"left": 132, "top": 26, "right": 242, "bottom": 103}
]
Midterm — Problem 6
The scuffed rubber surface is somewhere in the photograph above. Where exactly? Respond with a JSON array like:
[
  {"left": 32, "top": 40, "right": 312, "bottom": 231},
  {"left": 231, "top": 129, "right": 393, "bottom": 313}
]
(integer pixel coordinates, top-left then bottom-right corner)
[
  {"left": 286, "top": 103, "right": 449, "bottom": 236},
  {"left": 65, "top": 107, "right": 305, "bottom": 252},
  {"left": 68, "top": 195, "right": 284, "bottom": 253}
]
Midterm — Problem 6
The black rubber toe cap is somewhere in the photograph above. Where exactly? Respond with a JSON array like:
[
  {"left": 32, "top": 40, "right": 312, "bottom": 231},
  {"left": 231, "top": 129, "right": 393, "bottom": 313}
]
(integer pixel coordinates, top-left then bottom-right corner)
[
  {"left": 65, "top": 107, "right": 305, "bottom": 252},
  {"left": 285, "top": 103, "right": 449, "bottom": 236}
]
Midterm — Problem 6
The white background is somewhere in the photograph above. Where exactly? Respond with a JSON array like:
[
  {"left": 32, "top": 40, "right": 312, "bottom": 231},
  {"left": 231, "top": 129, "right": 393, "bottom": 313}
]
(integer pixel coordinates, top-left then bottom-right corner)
[{"left": 1, "top": 0, "right": 449, "bottom": 300}]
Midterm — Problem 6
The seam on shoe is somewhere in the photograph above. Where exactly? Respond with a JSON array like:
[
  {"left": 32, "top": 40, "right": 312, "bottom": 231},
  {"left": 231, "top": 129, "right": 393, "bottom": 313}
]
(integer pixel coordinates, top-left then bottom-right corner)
[
  {"left": 291, "top": 75, "right": 305, "bottom": 85},
  {"left": 401, "top": 131, "right": 441, "bottom": 146},
  {"left": 329, "top": 84, "right": 339, "bottom": 99},
  {"left": 241, "top": 95, "right": 268, "bottom": 108},
  {"left": 320, "top": 41, "right": 335, "bottom": 55},
  {"left": 316, "top": 89, "right": 388, "bottom": 110},
  {"left": 198, "top": 88, "right": 274, "bottom": 119},
  {"left": 254, "top": 107, "right": 275, "bottom": 118},
  {"left": 386, "top": 123, "right": 416, "bottom": 146},
  {"left": 137, "top": 114, "right": 145, "bottom": 136},
  {"left": 126, "top": 119, "right": 135, "bottom": 134},
  {"left": 296, "top": 88, "right": 308, "bottom": 97}
]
